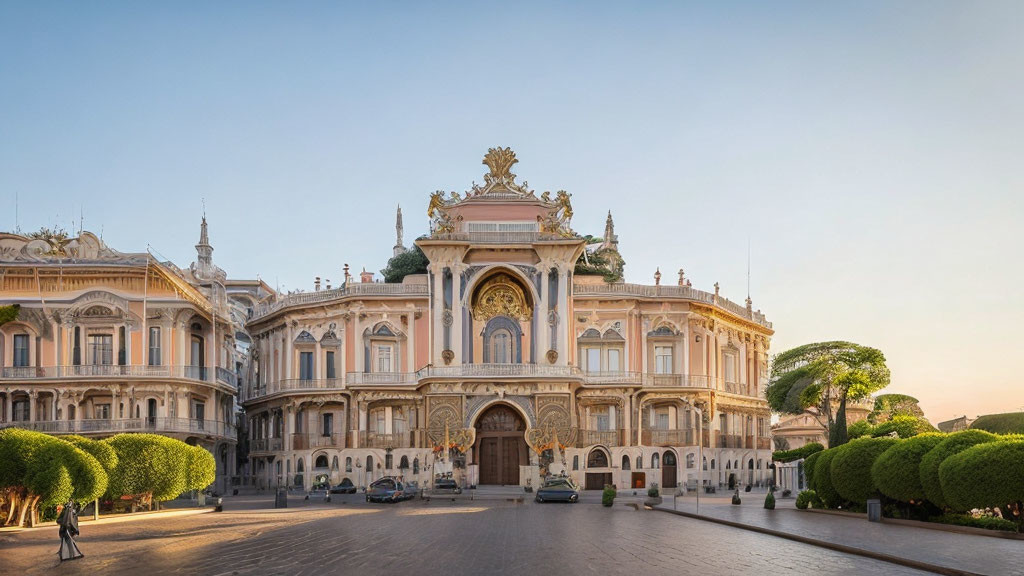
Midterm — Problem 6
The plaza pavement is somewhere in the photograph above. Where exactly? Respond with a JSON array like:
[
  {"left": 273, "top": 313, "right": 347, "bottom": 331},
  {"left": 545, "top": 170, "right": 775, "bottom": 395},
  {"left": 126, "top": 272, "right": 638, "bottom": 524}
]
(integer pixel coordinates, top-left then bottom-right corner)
[
  {"left": 0, "top": 492, "right": 1000, "bottom": 576},
  {"left": 657, "top": 492, "right": 1020, "bottom": 576}
]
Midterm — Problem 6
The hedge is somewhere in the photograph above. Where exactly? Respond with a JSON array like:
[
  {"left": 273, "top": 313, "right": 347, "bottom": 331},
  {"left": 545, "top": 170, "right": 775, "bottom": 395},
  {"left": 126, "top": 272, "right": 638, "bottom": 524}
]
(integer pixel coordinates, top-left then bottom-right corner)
[
  {"left": 62, "top": 434, "right": 119, "bottom": 473},
  {"left": 830, "top": 437, "right": 899, "bottom": 506},
  {"left": 870, "top": 414, "right": 936, "bottom": 438},
  {"left": 813, "top": 449, "right": 843, "bottom": 508},
  {"left": 0, "top": 428, "right": 106, "bottom": 526},
  {"left": 938, "top": 440, "right": 1024, "bottom": 528},
  {"left": 795, "top": 489, "right": 820, "bottom": 510},
  {"left": 871, "top": 433, "right": 945, "bottom": 503},
  {"left": 105, "top": 434, "right": 192, "bottom": 501},
  {"left": 919, "top": 429, "right": 998, "bottom": 509},
  {"left": 847, "top": 420, "right": 873, "bottom": 440},
  {"left": 969, "top": 413, "right": 1024, "bottom": 435},
  {"left": 772, "top": 442, "right": 824, "bottom": 463},
  {"left": 185, "top": 444, "right": 216, "bottom": 492},
  {"left": 803, "top": 451, "right": 822, "bottom": 490}
]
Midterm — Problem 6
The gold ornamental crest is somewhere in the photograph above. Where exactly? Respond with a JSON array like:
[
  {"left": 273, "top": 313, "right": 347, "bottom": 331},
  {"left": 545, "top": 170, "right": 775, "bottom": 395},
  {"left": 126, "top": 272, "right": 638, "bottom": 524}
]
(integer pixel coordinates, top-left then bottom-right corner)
[{"left": 472, "top": 274, "right": 532, "bottom": 322}]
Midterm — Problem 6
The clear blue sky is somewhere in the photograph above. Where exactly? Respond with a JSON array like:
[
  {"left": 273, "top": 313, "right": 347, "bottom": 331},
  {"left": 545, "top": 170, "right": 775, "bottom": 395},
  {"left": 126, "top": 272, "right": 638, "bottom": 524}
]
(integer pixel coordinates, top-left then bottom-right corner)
[{"left": 2, "top": 1, "right": 1022, "bottom": 422}]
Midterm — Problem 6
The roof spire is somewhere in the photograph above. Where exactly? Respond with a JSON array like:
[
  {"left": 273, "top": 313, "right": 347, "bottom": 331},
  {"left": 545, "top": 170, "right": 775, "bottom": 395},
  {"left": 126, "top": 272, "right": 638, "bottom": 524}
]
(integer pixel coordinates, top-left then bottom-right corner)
[
  {"left": 196, "top": 214, "right": 213, "bottom": 266},
  {"left": 394, "top": 204, "right": 406, "bottom": 257},
  {"left": 602, "top": 210, "right": 618, "bottom": 250}
]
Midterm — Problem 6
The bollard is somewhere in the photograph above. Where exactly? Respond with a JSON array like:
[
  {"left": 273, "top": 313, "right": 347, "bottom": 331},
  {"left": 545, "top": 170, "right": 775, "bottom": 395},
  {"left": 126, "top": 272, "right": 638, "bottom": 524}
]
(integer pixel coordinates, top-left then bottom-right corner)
[{"left": 275, "top": 488, "right": 288, "bottom": 509}]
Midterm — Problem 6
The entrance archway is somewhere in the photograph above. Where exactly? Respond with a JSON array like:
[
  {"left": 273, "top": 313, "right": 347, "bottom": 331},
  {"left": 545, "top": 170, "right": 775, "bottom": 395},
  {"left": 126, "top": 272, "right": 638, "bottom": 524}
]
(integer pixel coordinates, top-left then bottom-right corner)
[
  {"left": 662, "top": 451, "right": 677, "bottom": 489},
  {"left": 473, "top": 404, "right": 528, "bottom": 485}
]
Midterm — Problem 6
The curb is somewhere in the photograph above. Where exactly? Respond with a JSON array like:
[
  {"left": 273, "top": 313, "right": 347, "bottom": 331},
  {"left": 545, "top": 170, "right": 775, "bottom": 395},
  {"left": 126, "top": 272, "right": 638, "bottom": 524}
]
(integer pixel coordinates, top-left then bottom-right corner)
[
  {"left": 652, "top": 506, "right": 985, "bottom": 576},
  {"left": 803, "top": 508, "right": 1024, "bottom": 541},
  {"left": 0, "top": 507, "right": 216, "bottom": 533}
]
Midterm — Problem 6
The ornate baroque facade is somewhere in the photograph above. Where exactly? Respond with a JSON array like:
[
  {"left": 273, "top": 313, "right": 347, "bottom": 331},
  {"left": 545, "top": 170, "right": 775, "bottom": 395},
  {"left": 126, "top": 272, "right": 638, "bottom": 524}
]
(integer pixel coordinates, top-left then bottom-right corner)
[
  {"left": 240, "top": 148, "right": 775, "bottom": 492},
  {"left": 0, "top": 220, "right": 270, "bottom": 493}
]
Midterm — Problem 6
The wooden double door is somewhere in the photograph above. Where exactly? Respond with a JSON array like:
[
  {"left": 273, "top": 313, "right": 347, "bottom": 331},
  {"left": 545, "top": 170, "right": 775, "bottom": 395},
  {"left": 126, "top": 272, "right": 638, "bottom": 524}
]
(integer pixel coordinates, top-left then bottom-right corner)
[{"left": 475, "top": 405, "right": 527, "bottom": 486}]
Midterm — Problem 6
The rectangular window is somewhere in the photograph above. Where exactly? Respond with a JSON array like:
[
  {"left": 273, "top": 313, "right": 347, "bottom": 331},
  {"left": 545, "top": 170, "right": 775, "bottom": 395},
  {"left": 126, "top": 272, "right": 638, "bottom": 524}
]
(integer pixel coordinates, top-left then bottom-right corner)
[
  {"left": 13, "top": 334, "right": 29, "bottom": 367},
  {"left": 148, "top": 327, "right": 162, "bottom": 366},
  {"left": 88, "top": 334, "right": 113, "bottom": 365},
  {"left": 586, "top": 348, "right": 601, "bottom": 372},
  {"left": 373, "top": 410, "right": 386, "bottom": 434},
  {"left": 377, "top": 345, "right": 392, "bottom": 373},
  {"left": 653, "top": 408, "right": 670, "bottom": 430},
  {"left": 322, "top": 413, "right": 333, "bottom": 436},
  {"left": 325, "top": 351, "right": 336, "bottom": 379},
  {"left": 95, "top": 404, "right": 110, "bottom": 419},
  {"left": 607, "top": 349, "right": 621, "bottom": 372},
  {"left": 299, "top": 351, "right": 314, "bottom": 380},
  {"left": 392, "top": 407, "right": 407, "bottom": 434},
  {"left": 654, "top": 346, "right": 673, "bottom": 374},
  {"left": 593, "top": 406, "right": 610, "bottom": 431},
  {"left": 193, "top": 402, "right": 205, "bottom": 425},
  {"left": 723, "top": 353, "right": 737, "bottom": 382},
  {"left": 12, "top": 400, "right": 29, "bottom": 421}
]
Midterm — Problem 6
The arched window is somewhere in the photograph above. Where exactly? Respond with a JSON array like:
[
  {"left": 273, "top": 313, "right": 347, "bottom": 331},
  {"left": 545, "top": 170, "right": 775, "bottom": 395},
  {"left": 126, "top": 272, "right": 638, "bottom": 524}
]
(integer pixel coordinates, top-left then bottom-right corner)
[
  {"left": 413, "top": 458, "right": 420, "bottom": 474},
  {"left": 315, "top": 455, "right": 328, "bottom": 468},
  {"left": 686, "top": 454, "right": 695, "bottom": 469},
  {"left": 711, "top": 458, "right": 716, "bottom": 469},
  {"left": 622, "top": 455, "right": 631, "bottom": 470},
  {"left": 385, "top": 453, "right": 393, "bottom": 469},
  {"left": 702, "top": 456, "right": 707, "bottom": 470},
  {"left": 345, "top": 457, "right": 352, "bottom": 473},
  {"left": 572, "top": 455, "right": 579, "bottom": 470},
  {"left": 663, "top": 451, "right": 676, "bottom": 467},
  {"left": 726, "top": 460, "right": 731, "bottom": 470},
  {"left": 587, "top": 449, "right": 609, "bottom": 468},
  {"left": 332, "top": 456, "right": 339, "bottom": 471},
  {"left": 635, "top": 455, "right": 642, "bottom": 470},
  {"left": 399, "top": 456, "right": 410, "bottom": 470},
  {"left": 366, "top": 455, "right": 373, "bottom": 470},
  {"left": 492, "top": 329, "right": 512, "bottom": 364},
  {"left": 652, "top": 453, "right": 660, "bottom": 469}
]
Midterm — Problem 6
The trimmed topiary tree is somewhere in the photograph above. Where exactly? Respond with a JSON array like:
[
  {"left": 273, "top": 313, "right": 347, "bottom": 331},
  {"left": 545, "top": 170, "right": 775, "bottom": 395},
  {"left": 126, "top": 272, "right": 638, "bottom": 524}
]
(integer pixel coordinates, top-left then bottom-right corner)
[
  {"left": 830, "top": 437, "right": 899, "bottom": 506},
  {"left": 813, "top": 449, "right": 843, "bottom": 508},
  {"left": 185, "top": 445, "right": 216, "bottom": 492},
  {"left": 602, "top": 485, "right": 616, "bottom": 507},
  {"left": 764, "top": 488, "right": 776, "bottom": 509},
  {"left": 938, "top": 440, "right": 1024, "bottom": 530},
  {"left": 803, "top": 450, "right": 822, "bottom": 491},
  {"left": 772, "top": 442, "right": 824, "bottom": 463},
  {"left": 919, "top": 429, "right": 998, "bottom": 510},
  {"left": 0, "top": 428, "right": 106, "bottom": 526},
  {"left": 871, "top": 433, "right": 945, "bottom": 504},
  {"left": 870, "top": 414, "right": 936, "bottom": 438},
  {"left": 969, "top": 413, "right": 1024, "bottom": 435},
  {"left": 62, "top": 434, "right": 119, "bottom": 475},
  {"left": 104, "top": 434, "right": 190, "bottom": 502},
  {"left": 847, "top": 420, "right": 874, "bottom": 440},
  {"left": 795, "top": 489, "right": 820, "bottom": 510}
]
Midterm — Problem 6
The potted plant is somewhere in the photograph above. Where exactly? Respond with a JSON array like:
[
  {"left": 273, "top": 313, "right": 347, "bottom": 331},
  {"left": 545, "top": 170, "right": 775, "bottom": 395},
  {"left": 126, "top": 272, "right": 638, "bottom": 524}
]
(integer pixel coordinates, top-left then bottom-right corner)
[
  {"left": 644, "top": 483, "right": 662, "bottom": 506},
  {"left": 764, "top": 487, "right": 776, "bottom": 510},
  {"left": 602, "top": 485, "right": 616, "bottom": 507},
  {"left": 732, "top": 489, "right": 742, "bottom": 505}
]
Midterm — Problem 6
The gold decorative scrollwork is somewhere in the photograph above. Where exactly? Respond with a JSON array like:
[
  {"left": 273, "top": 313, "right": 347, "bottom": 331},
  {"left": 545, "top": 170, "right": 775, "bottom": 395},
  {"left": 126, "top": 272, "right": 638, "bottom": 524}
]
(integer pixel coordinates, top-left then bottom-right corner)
[
  {"left": 483, "top": 147, "right": 518, "bottom": 182},
  {"left": 472, "top": 274, "right": 532, "bottom": 322}
]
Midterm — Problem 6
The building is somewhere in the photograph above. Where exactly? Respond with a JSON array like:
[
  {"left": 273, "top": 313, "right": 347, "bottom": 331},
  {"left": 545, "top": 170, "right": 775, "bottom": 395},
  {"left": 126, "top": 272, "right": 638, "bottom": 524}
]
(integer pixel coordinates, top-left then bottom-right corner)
[
  {"left": 936, "top": 415, "right": 973, "bottom": 433},
  {"left": 0, "top": 220, "right": 262, "bottom": 494},
  {"left": 240, "top": 147, "right": 775, "bottom": 493},
  {"left": 770, "top": 400, "right": 873, "bottom": 450}
]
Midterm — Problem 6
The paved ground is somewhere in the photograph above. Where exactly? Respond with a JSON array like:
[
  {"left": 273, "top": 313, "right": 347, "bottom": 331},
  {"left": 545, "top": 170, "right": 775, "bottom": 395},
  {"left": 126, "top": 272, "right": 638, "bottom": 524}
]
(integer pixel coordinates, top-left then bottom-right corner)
[
  {"left": 659, "top": 492, "right": 1022, "bottom": 576},
  {"left": 0, "top": 493, "right": 937, "bottom": 576}
]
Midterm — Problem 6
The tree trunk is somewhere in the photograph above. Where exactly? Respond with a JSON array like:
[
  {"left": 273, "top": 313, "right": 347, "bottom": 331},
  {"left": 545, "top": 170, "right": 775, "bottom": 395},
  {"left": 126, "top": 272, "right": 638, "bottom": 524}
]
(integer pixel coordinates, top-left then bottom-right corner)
[
  {"left": 16, "top": 494, "right": 38, "bottom": 528},
  {"left": 4, "top": 492, "right": 19, "bottom": 526}
]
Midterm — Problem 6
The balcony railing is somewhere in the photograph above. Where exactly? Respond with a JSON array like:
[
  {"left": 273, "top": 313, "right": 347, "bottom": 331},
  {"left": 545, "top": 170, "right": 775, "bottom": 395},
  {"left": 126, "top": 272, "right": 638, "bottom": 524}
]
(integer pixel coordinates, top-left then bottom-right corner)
[
  {"left": 0, "top": 364, "right": 236, "bottom": 386},
  {"left": 250, "top": 437, "right": 284, "bottom": 452},
  {"left": 0, "top": 417, "right": 236, "bottom": 438},
  {"left": 290, "top": 432, "right": 345, "bottom": 450},
  {"left": 577, "top": 429, "right": 623, "bottom": 447},
  {"left": 717, "top": 434, "right": 744, "bottom": 449},
  {"left": 345, "top": 372, "right": 418, "bottom": 386},
  {"left": 642, "top": 429, "right": 695, "bottom": 446},
  {"left": 359, "top": 430, "right": 418, "bottom": 449},
  {"left": 582, "top": 371, "right": 642, "bottom": 385},
  {"left": 250, "top": 282, "right": 429, "bottom": 320},
  {"left": 245, "top": 378, "right": 345, "bottom": 400},
  {"left": 572, "top": 283, "right": 772, "bottom": 328},
  {"left": 643, "top": 374, "right": 716, "bottom": 388},
  {"left": 429, "top": 231, "right": 570, "bottom": 244},
  {"left": 416, "top": 364, "right": 580, "bottom": 380}
]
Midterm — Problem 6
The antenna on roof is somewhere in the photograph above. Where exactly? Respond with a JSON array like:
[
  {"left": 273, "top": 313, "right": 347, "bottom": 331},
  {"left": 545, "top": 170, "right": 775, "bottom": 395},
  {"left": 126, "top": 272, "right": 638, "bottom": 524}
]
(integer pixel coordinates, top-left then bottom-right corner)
[
  {"left": 15, "top": 191, "right": 20, "bottom": 234},
  {"left": 746, "top": 236, "right": 751, "bottom": 300},
  {"left": 202, "top": 197, "right": 206, "bottom": 219},
  {"left": 79, "top": 206, "right": 84, "bottom": 235}
]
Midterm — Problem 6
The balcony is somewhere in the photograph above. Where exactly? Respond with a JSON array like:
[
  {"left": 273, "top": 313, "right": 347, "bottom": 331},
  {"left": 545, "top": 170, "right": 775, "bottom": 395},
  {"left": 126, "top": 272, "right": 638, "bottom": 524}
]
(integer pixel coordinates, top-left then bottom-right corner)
[
  {"left": 643, "top": 374, "right": 716, "bottom": 388},
  {"left": 250, "top": 437, "right": 284, "bottom": 452},
  {"left": 416, "top": 364, "right": 580, "bottom": 380},
  {"left": 345, "top": 372, "right": 418, "bottom": 386},
  {"left": 722, "top": 381, "right": 753, "bottom": 396},
  {"left": 577, "top": 429, "right": 623, "bottom": 447},
  {"left": 359, "top": 430, "right": 418, "bottom": 449},
  {"left": 757, "top": 437, "right": 771, "bottom": 450},
  {"left": 0, "top": 417, "right": 236, "bottom": 439},
  {"left": 583, "top": 371, "right": 641, "bottom": 385},
  {"left": 717, "top": 434, "right": 744, "bottom": 449},
  {"left": 291, "top": 432, "right": 345, "bottom": 450},
  {"left": 0, "top": 365, "right": 236, "bottom": 387},
  {"left": 642, "top": 429, "right": 695, "bottom": 446},
  {"left": 245, "top": 378, "right": 345, "bottom": 401}
]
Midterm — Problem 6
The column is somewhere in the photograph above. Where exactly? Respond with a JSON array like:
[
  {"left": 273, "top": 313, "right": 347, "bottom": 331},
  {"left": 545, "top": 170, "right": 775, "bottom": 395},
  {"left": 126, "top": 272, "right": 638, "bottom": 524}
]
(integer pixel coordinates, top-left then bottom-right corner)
[
  {"left": 682, "top": 326, "right": 690, "bottom": 377},
  {"left": 431, "top": 266, "right": 444, "bottom": 360},
  {"left": 556, "top": 267, "right": 568, "bottom": 365},
  {"left": 406, "top": 311, "right": 415, "bottom": 373},
  {"left": 623, "top": 396, "right": 631, "bottom": 447},
  {"left": 538, "top": 266, "right": 550, "bottom": 356},
  {"left": 353, "top": 311, "right": 363, "bottom": 373},
  {"left": 451, "top": 265, "right": 463, "bottom": 364},
  {"left": 28, "top": 391, "right": 38, "bottom": 422},
  {"left": 283, "top": 327, "right": 293, "bottom": 380},
  {"left": 285, "top": 408, "right": 294, "bottom": 451}
]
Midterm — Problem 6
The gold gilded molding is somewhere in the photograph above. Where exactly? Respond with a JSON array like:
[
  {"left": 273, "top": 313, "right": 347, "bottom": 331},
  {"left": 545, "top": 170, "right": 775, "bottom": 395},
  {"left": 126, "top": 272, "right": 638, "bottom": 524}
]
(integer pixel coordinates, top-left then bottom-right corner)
[
  {"left": 472, "top": 274, "right": 532, "bottom": 322},
  {"left": 483, "top": 147, "right": 518, "bottom": 181}
]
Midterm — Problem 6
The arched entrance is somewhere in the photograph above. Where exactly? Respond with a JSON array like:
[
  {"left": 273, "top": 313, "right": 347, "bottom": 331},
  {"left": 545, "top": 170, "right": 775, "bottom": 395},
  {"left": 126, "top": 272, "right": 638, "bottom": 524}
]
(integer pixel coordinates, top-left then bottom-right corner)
[
  {"left": 662, "top": 451, "right": 677, "bottom": 489},
  {"left": 474, "top": 404, "right": 528, "bottom": 485}
]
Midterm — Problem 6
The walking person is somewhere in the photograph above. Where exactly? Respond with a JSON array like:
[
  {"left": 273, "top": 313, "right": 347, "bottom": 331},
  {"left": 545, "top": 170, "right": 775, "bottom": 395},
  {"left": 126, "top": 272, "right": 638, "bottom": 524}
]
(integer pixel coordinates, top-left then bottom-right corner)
[{"left": 56, "top": 499, "right": 84, "bottom": 561}]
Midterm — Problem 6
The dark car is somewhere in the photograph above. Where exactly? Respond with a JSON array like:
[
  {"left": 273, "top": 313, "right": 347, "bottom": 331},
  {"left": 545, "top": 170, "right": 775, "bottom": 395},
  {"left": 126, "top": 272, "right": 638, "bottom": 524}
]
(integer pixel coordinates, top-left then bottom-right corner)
[
  {"left": 330, "top": 477, "right": 357, "bottom": 494},
  {"left": 432, "top": 478, "right": 462, "bottom": 494},
  {"left": 535, "top": 477, "right": 580, "bottom": 503},
  {"left": 366, "top": 477, "right": 412, "bottom": 503}
]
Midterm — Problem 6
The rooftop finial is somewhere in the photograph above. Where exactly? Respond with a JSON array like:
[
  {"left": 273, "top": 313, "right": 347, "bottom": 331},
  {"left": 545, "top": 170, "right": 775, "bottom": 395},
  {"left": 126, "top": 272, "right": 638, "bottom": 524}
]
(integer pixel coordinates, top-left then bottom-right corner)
[{"left": 394, "top": 204, "right": 406, "bottom": 257}]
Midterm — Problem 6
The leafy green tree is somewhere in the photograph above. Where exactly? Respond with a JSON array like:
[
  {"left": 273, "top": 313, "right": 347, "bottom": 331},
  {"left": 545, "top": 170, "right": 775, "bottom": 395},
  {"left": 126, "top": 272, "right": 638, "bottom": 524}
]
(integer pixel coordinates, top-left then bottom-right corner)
[
  {"left": 767, "top": 341, "right": 891, "bottom": 448},
  {"left": 0, "top": 304, "right": 19, "bottom": 326},
  {"left": 380, "top": 246, "right": 429, "bottom": 283},
  {"left": 847, "top": 420, "right": 874, "bottom": 439},
  {"left": 918, "top": 429, "right": 998, "bottom": 509},
  {"left": 185, "top": 445, "right": 216, "bottom": 491},
  {"left": 105, "top": 434, "right": 189, "bottom": 502},
  {"left": 939, "top": 440, "right": 1024, "bottom": 531},
  {"left": 871, "top": 433, "right": 945, "bottom": 503},
  {"left": 868, "top": 393, "right": 926, "bottom": 424}
]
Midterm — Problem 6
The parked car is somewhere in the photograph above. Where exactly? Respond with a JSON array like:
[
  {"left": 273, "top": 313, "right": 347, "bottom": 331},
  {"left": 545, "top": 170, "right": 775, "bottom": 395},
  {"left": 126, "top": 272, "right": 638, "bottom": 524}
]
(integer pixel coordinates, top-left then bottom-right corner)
[
  {"left": 535, "top": 477, "right": 580, "bottom": 503},
  {"left": 401, "top": 480, "right": 421, "bottom": 499},
  {"left": 330, "top": 478, "right": 357, "bottom": 494},
  {"left": 366, "top": 477, "right": 413, "bottom": 503},
  {"left": 432, "top": 477, "right": 462, "bottom": 494}
]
